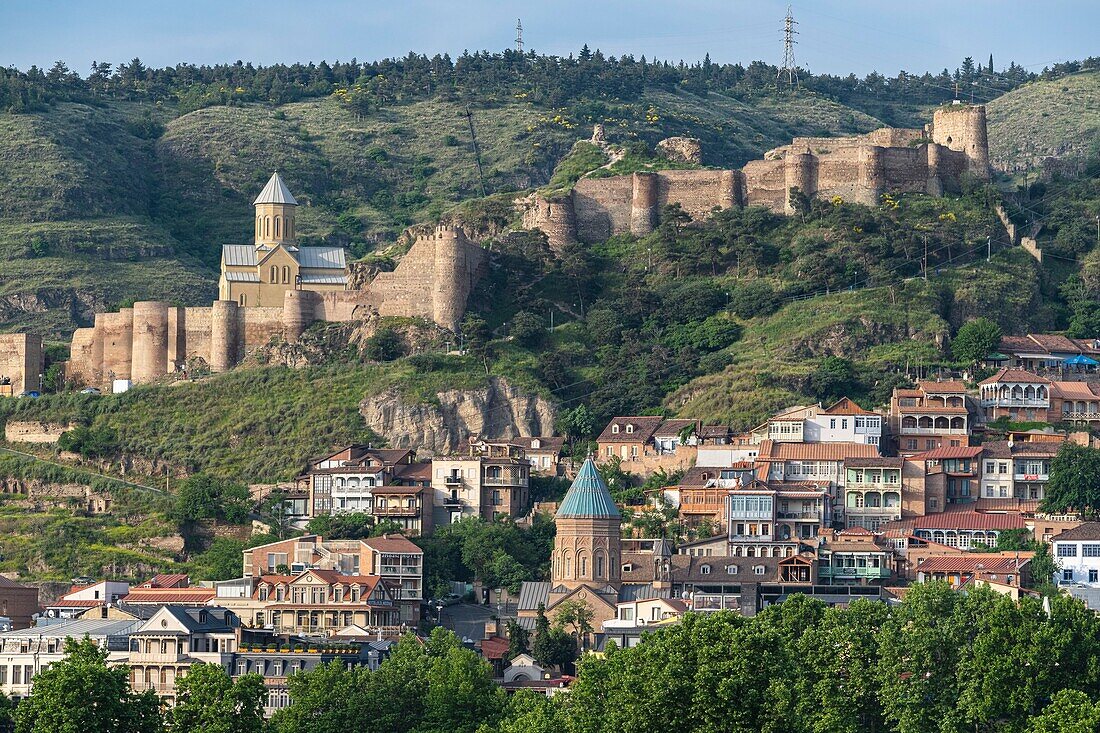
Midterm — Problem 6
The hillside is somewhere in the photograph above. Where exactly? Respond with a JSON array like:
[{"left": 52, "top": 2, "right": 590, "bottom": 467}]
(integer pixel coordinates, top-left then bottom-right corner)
[
  {"left": 987, "top": 70, "right": 1100, "bottom": 171},
  {"left": 0, "top": 88, "right": 884, "bottom": 337}
]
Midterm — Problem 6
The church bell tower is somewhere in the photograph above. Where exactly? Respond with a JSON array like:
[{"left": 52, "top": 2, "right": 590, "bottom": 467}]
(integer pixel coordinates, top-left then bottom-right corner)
[{"left": 253, "top": 171, "right": 298, "bottom": 248}]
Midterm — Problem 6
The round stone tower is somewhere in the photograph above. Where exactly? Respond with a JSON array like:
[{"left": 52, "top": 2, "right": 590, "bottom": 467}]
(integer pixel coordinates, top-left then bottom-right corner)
[
  {"left": 552, "top": 458, "right": 622, "bottom": 591},
  {"left": 925, "top": 143, "right": 944, "bottom": 196},
  {"left": 857, "top": 145, "right": 886, "bottom": 206},
  {"left": 282, "top": 290, "right": 314, "bottom": 343},
  {"left": 253, "top": 171, "right": 298, "bottom": 248},
  {"left": 630, "top": 172, "right": 659, "bottom": 236},
  {"left": 931, "top": 104, "right": 990, "bottom": 179},
  {"left": 131, "top": 301, "right": 170, "bottom": 383},
  {"left": 209, "top": 300, "right": 239, "bottom": 373},
  {"left": 432, "top": 227, "right": 467, "bottom": 333},
  {"left": 784, "top": 149, "right": 815, "bottom": 214},
  {"left": 719, "top": 169, "right": 742, "bottom": 210}
]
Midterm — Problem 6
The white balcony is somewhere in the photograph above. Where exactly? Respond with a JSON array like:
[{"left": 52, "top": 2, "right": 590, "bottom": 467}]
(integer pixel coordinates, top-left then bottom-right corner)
[
  {"left": 899, "top": 426, "right": 968, "bottom": 436},
  {"left": 980, "top": 398, "right": 1049, "bottom": 408}
]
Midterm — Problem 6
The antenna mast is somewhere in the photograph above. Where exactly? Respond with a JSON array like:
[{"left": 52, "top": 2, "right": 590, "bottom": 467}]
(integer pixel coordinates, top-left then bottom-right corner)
[
  {"left": 515, "top": 19, "right": 524, "bottom": 54},
  {"left": 778, "top": 6, "right": 799, "bottom": 89}
]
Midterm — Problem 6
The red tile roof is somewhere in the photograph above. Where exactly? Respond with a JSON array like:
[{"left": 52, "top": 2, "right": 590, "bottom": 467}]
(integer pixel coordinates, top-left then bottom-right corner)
[
  {"left": 979, "top": 368, "right": 1051, "bottom": 385},
  {"left": 820, "top": 397, "right": 875, "bottom": 415},
  {"left": 756, "top": 440, "right": 879, "bottom": 462},
  {"left": 139, "top": 573, "right": 189, "bottom": 589},
  {"left": 910, "top": 446, "right": 984, "bottom": 460},
  {"left": 121, "top": 588, "right": 215, "bottom": 604},
  {"left": 916, "top": 553, "right": 1032, "bottom": 574},
  {"left": 912, "top": 510, "right": 1027, "bottom": 531},
  {"left": 1051, "top": 382, "right": 1100, "bottom": 400},
  {"left": 653, "top": 419, "right": 700, "bottom": 438},
  {"left": 597, "top": 416, "right": 665, "bottom": 443},
  {"left": 361, "top": 535, "right": 423, "bottom": 554},
  {"left": 918, "top": 380, "right": 968, "bottom": 393}
]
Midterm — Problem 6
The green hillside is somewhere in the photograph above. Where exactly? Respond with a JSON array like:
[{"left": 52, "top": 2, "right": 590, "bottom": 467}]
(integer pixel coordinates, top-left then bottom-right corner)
[{"left": 987, "top": 70, "right": 1100, "bottom": 170}]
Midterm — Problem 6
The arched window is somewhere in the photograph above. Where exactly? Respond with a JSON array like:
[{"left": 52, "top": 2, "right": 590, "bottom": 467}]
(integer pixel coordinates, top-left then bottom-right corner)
[
  {"left": 282, "top": 266, "right": 290, "bottom": 284},
  {"left": 563, "top": 551, "right": 573, "bottom": 578},
  {"left": 256, "top": 216, "right": 261, "bottom": 240},
  {"left": 274, "top": 216, "right": 281, "bottom": 238},
  {"left": 265, "top": 216, "right": 271, "bottom": 238},
  {"left": 239, "top": 294, "right": 246, "bottom": 306},
  {"left": 577, "top": 552, "right": 588, "bottom": 577},
  {"left": 270, "top": 265, "right": 278, "bottom": 282},
  {"left": 287, "top": 218, "right": 293, "bottom": 239},
  {"left": 595, "top": 552, "right": 605, "bottom": 579}
]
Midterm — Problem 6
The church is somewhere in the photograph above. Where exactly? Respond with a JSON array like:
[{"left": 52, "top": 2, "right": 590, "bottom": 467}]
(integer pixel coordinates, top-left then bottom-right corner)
[{"left": 218, "top": 172, "right": 348, "bottom": 307}]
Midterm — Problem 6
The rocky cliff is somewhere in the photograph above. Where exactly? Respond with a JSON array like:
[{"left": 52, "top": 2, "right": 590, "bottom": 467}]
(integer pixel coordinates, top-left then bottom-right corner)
[{"left": 359, "top": 376, "right": 556, "bottom": 454}]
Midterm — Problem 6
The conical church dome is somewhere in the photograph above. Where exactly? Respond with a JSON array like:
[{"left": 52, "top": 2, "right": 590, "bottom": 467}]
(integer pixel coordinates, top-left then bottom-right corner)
[
  {"left": 253, "top": 171, "right": 298, "bottom": 206},
  {"left": 556, "top": 458, "right": 620, "bottom": 518}
]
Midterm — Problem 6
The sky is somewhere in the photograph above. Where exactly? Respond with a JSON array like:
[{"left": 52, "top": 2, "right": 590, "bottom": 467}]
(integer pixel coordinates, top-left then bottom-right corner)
[{"left": 0, "top": 1, "right": 1095, "bottom": 78}]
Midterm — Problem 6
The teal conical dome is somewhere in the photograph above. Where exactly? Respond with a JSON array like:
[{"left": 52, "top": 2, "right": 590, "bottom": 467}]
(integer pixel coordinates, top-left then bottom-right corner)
[{"left": 556, "top": 458, "right": 620, "bottom": 518}]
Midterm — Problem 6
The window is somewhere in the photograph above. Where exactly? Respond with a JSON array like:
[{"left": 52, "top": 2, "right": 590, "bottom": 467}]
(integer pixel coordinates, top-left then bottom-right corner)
[
  {"left": 612, "top": 425, "right": 620, "bottom": 434},
  {"left": 1064, "top": 569, "right": 1074, "bottom": 582},
  {"left": 620, "top": 608, "right": 635, "bottom": 621},
  {"left": 986, "top": 462, "right": 995, "bottom": 474},
  {"left": 237, "top": 661, "right": 248, "bottom": 675},
  {"left": 829, "top": 419, "right": 836, "bottom": 429},
  {"left": 855, "top": 417, "right": 865, "bottom": 429},
  {"left": 725, "top": 565, "right": 738, "bottom": 574},
  {"left": 906, "top": 439, "right": 918, "bottom": 450},
  {"left": 1085, "top": 544, "right": 1100, "bottom": 557},
  {"left": 1091, "top": 569, "right": 1099, "bottom": 583},
  {"left": 271, "top": 265, "right": 278, "bottom": 282},
  {"left": 753, "top": 565, "right": 766, "bottom": 575},
  {"left": 282, "top": 265, "right": 290, "bottom": 284},
  {"left": 625, "top": 424, "right": 634, "bottom": 434},
  {"left": 869, "top": 436, "right": 879, "bottom": 446},
  {"left": 700, "top": 564, "right": 711, "bottom": 575},
  {"left": 1057, "top": 544, "right": 1079, "bottom": 558},
  {"left": 841, "top": 419, "right": 848, "bottom": 429}
]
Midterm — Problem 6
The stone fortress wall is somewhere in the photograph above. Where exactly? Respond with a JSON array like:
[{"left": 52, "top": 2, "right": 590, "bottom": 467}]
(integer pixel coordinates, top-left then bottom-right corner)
[
  {"left": 66, "top": 226, "right": 486, "bottom": 390},
  {"left": 0, "top": 334, "right": 44, "bottom": 395},
  {"left": 522, "top": 104, "right": 990, "bottom": 248}
]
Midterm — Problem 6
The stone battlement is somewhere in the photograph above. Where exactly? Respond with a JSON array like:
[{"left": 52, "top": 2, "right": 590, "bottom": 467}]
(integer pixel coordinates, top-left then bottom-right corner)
[{"left": 521, "top": 104, "right": 990, "bottom": 248}]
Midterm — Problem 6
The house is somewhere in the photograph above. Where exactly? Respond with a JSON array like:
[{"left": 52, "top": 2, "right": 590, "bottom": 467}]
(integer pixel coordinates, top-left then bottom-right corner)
[
  {"left": 509, "top": 436, "right": 566, "bottom": 475},
  {"left": 1050, "top": 381, "right": 1100, "bottom": 425},
  {"left": 980, "top": 439, "right": 1061, "bottom": 503},
  {"left": 842, "top": 457, "right": 904, "bottom": 530},
  {"left": 667, "top": 464, "right": 754, "bottom": 530},
  {"left": 247, "top": 569, "right": 400, "bottom": 635},
  {"left": 303, "top": 445, "right": 432, "bottom": 535},
  {"left": 914, "top": 552, "right": 1032, "bottom": 589},
  {"left": 996, "top": 334, "right": 1100, "bottom": 375},
  {"left": 903, "top": 509, "right": 1028, "bottom": 550},
  {"left": 0, "top": 577, "right": 38, "bottom": 630},
  {"left": 501, "top": 653, "right": 547, "bottom": 684},
  {"left": 978, "top": 369, "right": 1052, "bottom": 422},
  {"left": 752, "top": 439, "right": 879, "bottom": 522},
  {"left": 917, "top": 445, "right": 983, "bottom": 507},
  {"left": 596, "top": 417, "right": 699, "bottom": 473},
  {"left": 128, "top": 606, "right": 240, "bottom": 704},
  {"left": 815, "top": 527, "right": 894, "bottom": 585},
  {"left": 600, "top": 598, "right": 689, "bottom": 649},
  {"left": 753, "top": 399, "right": 882, "bottom": 447},
  {"left": 1052, "top": 523, "right": 1100, "bottom": 587},
  {"left": 726, "top": 479, "right": 831, "bottom": 549},
  {"left": 597, "top": 416, "right": 664, "bottom": 462},
  {"left": 0, "top": 618, "right": 139, "bottom": 699},
  {"left": 430, "top": 437, "right": 530, "bottom": 526},
  {"left": 119, "top": 575, "right": 215, "bottom": 607},
  {"left": 242, "top": 534, "right": 423, "bottom": 622},
  {"left": 888, "top": 381, "right": 970, "bottom": 456},
  {"left": 695, "top": 431, "right": 759, "bottom": 466},
  {"left": 43, "top": 580, "right": 129, "bottom": 619}
]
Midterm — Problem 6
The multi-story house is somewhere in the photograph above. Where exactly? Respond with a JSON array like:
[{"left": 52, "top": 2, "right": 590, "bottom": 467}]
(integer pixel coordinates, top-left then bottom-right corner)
[
  {"left": 128, "top": 606, "right": 239, "bottom": 704},
  {"left": 43, "top": 580, "right": 130, "bottom": 619},
  {"left": 248, "top": 569, "right": 399, "bottom": 635},
  {"left": 914, "top": 552, "right": 1032, "bottom": 589},
  {"left": 695, "top": 431, "right": 759, "bottom": 466},
  {"left": 920, "top": 445, "right": 982, "bottom": 507},
  {"left": 726, "top": 479, "right": 830, "bottom": 551},
  {"left": 978, "top": 369, "right": 1052, "bottom": 421},
  {"left": 597, "top": 416, "right": 666, "bottom": 461},
  {"left": 430, "top": 438, "right": 530, "bottom": 525},
  {"left": 815, "top": 527, "right": 893, "bottom": 585},
  {"left": 596, "top": 417, "right": 699, "bottom": 474},
  {"left": 753, "top": 398, "right": 882, "bottom": 447},
  {"left": 1052, "top": 523, "right": 1100, "bottom": 586},
  {"left": 668, "top": 465, "right": 755, "bottom": 530},
  {"left": 0, "top": 618, "right": 139, "bottom": 699},
  {"left": 303, "top": 445, "right": 433, "bottom": 534},
  {"left": 980, "top": 443, "right": 1014, "bottom": 500},
  {"left": 1051, "top": 381, "right": 1100, "bottom": 425},
  {"left": 753, "top": 439, "right": 879, "bottom": 523},
  {"left": 889, "top": 381, "right": 970, "bottom": 456},
  {"left": 842, "top": 457, "right": 903, "bottom": 530},
  {"left": 242, "top": 534, "right": 423, "bottom": 622},
  {"left": 910, "top": 509, "right": 1027, "bottom": 550},
  {"left": 996, "top": 333, "right": 1100, "bottom": 375},
  {"left": 509, "top": 436, "right": 566, "bottom": 475},
  {"left": 981, "top": 439, "right": 1061, "bottom": 503}
]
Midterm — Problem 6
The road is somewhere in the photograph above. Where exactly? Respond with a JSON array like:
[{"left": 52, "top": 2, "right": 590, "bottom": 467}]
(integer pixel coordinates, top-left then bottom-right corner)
[{"left": 438, "top": 602, "right": 518, "bottom": 642}]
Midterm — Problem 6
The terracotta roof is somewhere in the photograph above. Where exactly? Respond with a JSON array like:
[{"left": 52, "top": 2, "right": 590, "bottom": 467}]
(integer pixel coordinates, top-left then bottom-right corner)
[
  {"left": 916, "top": 553, "right": 1032, "bottom": 574},
  {"left": 699, "top": 425, "right": 733, "bottom": 439},
  {"left": 1070, "top": 338, "right": 1100, "bottom": 354},
  {"left": 120, "top": 589, "right": 215, "bottom": 604},
  {"left": 999, "top": 335, "right": 1038, "bottom": 352},
  {"left": 756, "top": 440, "right": 879, "bottom": 462},
  {"left": 652, "top": 419, "right": 700, "bottom": 438},
  {"left": 361, "top": 535, "right": 423, "bottom": 554},
  {"left": 391, "top": 462, "right": 434, "bottom": 482},
  {"left": 912, "top": 510, "right": 1027, "bottom": 531},
  {"left": 597, "top": 416, "right": 664, "bottom": 443},
  {"left": 979, "top": 368, "right": 1051, "bottom": 385},
  {"left": 1051, "top": 382, "right": 1100, "bottom": 400},
  {"left": 480, "top": 636, "right": 510, "bottom": 660},
  {"left": 139, "top": 573, "right": 189, "bottom": 589},
  {"left": 1028, "top": 333, "right": 1080, "bottom": 353},
  {"left": 47, "top": 599, "right": 105, "bottom": 608},
  {"left": 910, "top": 446, "right": 983, "bottom": 460},
  {"left": 894, "top": 389, "right": 923, "bottom": 398},
  {"left": 820, "top": 397, "right": 875, "bottom": 415},
  {"left": 508, "top": 436, "right": 566, "bottom": 452},
  {"left": 918, "top": 380, "right": 968, "bottom": 393},
  {"left": 1051, "top": 523, "right": 1100, "bottom": 542}
]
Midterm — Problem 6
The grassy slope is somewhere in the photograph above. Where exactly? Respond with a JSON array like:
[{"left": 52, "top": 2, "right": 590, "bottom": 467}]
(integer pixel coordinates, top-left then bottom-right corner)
[{"left": 987, "top": 71, "right": 1100, "bottom": 170}]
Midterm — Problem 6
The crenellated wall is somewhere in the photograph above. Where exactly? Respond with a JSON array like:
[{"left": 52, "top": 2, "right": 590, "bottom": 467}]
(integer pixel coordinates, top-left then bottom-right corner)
[
  {"left": 65, "top": 226, "right": 487, "bottom": 389},
  {"left": 520, "top": 104, "right": 990, "bottom": 248}
]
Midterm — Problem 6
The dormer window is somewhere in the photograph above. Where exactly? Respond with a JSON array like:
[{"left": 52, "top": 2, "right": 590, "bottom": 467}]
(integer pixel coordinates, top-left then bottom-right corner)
[
  {"left": 700, "top": 564, "right": 711, "bottom": 575},
  {"left": 612, "top": 425, "right": 620, "bottom": 434},
  {"left": 625, "top": 424, "right": 634, "bottom": 434},
  {"left": 725, "top": 565, "right": 738, "bottom": 575},
  {"left": 531, "top": 439, "right": 541, "bottom": 449}
]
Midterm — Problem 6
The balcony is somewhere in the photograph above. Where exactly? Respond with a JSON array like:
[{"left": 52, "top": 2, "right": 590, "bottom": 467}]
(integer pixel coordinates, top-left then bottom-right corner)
[
  {"left": 980, "top": 398, "right": 1048, "bottom": 408},
  {"left": 1015, "top": 473, "right": 1049, "bottom": 482},
  {"left": 372, "top": 506, "right": 419, "bottom": 517},
  {"left": 1063, "top": 411, "right": 1100, "bottom": 421},
  {"left": 379, "top": 565, "right": 422, "bottom": 575},
  {"left": 818, "top": 565, "right": 891, "bottom": 580},
  {"left": 777, "top": 511, "right": 824, "bottom": 520},
  {"left": 482, "top": 475, "right": 528, "bottom": 487},
  {"left": 444, "top": 476, "right": 462, "bottom": 486},
  {"left": 899, "top": 426, "right": 968, "bottom": 436},
  {"left": 844, "top": 506, "right": 900, "bottom": 518}
]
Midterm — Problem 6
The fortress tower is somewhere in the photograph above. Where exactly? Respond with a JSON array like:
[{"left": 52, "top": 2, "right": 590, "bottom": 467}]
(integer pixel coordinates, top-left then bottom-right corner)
[
  {"left": 931, "top": 104, "right": 990, "bottom": 179},
  {"left": 253, "top": 171, "right": 297, "bottom": 247}
]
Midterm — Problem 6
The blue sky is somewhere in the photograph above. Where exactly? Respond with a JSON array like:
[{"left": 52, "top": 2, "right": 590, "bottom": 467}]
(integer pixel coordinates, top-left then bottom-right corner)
[{"left": 1, "top": 1, "right": 1095, "bottom": 77}]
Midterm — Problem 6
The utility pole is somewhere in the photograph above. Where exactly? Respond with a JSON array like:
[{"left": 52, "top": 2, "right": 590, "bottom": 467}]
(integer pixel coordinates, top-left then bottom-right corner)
[
  {"left": 987, "top": 235, "right": 991, "bottom": 262},
  {"left": 777, "top": 6, "right": 798, "bottom": 90},
  {"left": 922, "top": 234, "right": 929, "bottom": 282},
  {"left": 464, "top": 105, "right": 487, "bottom": 197},
  {"left": 515, "top": 18, "right": 524, "bottom": 54}
]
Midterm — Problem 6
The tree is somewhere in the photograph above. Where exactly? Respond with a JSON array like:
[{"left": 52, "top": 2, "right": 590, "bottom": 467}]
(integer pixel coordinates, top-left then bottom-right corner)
[
  {"left": 1027, "top": 543, "right": 1060, "bottom": 591},
  {"left": 509, "top": 310, "right": 547, "bottom": 348},
  {"left": 1028, "top": 690, "right": 1100, "bottom": 732},
  {"left": 810, "top": 356, "right": 859, "bottom": 403},
  {"left": 553, "top": 599, "right": 595, "bottom": 640},
  {"left": 952, "top": 317, "right": 1003, "bottom": 365},
  {"left": 57, "top": 425, "right": 119, "bottom": 458},
  {"left": 363, "top": 327, "right": 406, "bottom": 362},
  {"left": 531, "top": 604, "right": 577, "bottom": 669},
  {"left": 461, "top": 314, "right": 492, "bottom": 374},
  {"left": 168, "top": 663, "right": 266, "bottom": 733},
  {"left": 506, "top": 620, "right": 530, "bottom": 660},
  {"left": 171, "top": 474, "right": 253, "bottom": 526},
  {"left": 257, "top": 488, "right": 294, "bottom": 539},
  {"left": 1043, "top": 442, "right": 1100, "bottom": 516},
  {"left": 15, "top": 638, "right": 161, "bottom": 733}
]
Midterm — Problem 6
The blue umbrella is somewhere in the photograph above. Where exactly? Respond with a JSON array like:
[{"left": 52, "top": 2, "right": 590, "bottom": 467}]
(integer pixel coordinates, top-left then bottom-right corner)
[{"left": 1065, "top": 354, "right": 1099, "bottom": 366}]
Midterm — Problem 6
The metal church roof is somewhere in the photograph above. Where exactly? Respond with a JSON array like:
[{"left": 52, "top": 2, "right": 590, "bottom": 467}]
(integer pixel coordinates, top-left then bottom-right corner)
[
  {"left": 253, "top": 171, "right": 298, "bottom": 206},
  {"left": 556, "top": 458, "right": 620, "bottom": 519}
]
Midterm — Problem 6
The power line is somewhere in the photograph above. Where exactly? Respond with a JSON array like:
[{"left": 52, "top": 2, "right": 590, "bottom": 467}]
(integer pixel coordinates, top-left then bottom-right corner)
[{"left": 778, "top": 5, "right": 798, "bottom": 89}]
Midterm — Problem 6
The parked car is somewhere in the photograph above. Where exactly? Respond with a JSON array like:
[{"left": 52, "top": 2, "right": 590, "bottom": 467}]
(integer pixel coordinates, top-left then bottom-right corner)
[
  {"left": 79, "top": 387, "right": 101, "bottom": 395},
  {"left": 16, "top": 391, "right": 40, "bottom": 398},
  {"left": 441, "top": 592, "right": 462, "bottom": 606}
]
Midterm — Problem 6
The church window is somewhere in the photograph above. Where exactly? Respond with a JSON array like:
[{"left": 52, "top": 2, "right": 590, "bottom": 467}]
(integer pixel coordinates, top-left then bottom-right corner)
[
  {"left": 239, "top": 294, "right": 246, "bottom": 306},
  {"left": 563, "top": 552, "right": 573, "bottom": 578},
  {"left": 265, "top": 217, "right": 271, "bottom": 238},
  {"left": 287, "top": 219, "right": 293, "bottom": 238},
  {"left": 271, "top": 265, "right": 278, "bottom": 283},
  {"left": 274, "top": 216, "right": 281, "bottom": 238},
  {"left": 282, "top": 266, "right": 290, "bottom": 284},
  {"left": 595, "top": 552, "right": 605, "bottom": 579},
  {"left": 578, "top": 552, "right": 588, "bottom": 577}
]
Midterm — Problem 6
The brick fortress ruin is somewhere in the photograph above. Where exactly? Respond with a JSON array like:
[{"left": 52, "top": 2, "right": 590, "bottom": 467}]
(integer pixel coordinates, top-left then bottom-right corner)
[
  {"left": 65, "top": 176, "right": 486, "bottom": 390},
  {"left": 521, "top": 104, "right": 990, "bottom": 248}
]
